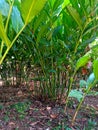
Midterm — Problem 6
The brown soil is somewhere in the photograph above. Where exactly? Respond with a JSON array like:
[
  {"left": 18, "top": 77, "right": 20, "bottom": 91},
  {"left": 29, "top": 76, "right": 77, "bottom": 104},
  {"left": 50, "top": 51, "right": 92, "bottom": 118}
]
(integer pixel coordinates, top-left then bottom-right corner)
[{"left": 0, "top": 85, "right": 98, "bottom": 130}]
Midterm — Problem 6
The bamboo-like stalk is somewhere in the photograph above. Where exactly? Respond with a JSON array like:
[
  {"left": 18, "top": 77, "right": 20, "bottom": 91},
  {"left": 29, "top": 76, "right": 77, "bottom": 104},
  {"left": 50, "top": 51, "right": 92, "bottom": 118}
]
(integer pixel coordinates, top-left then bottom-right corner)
[{"left": 64, "top": 70, "right": 77, "bottom": 113}]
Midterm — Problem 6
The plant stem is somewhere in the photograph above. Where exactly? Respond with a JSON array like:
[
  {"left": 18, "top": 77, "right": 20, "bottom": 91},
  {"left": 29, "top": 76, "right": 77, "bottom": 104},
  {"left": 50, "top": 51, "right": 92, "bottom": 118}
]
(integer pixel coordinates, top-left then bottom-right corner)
[
  {"left": 0, "top": 25, "right": 26, "bottom": 65},
  {"left": 0, "top": 0, "right": 14, "bottom": 58},
  {"left": 64, "top": 70, "right": 77, "bottom": 113},
  {"left": 5, "top": 0, "right": 14, "bottom": 32},
  {"left": 34, "top": 43, "right": 51, "bottom": 95},
  {"left": 72, "top": 80, "right": 97, "bottom": 125},
  {"left": 64, "top": 20, "right": 90, "bottom": 112},
  {"left": 73, "top": 19, "right": 90, "bottom": 55}
]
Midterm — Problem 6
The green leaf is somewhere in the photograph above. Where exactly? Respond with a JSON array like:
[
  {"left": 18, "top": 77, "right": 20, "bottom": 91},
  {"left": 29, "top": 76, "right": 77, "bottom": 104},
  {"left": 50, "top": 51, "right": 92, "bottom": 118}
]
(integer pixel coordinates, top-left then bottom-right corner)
[
  {"left": 37, "top": 22, "right": 49, "bottom": 42},
  {"left": 91, "top": 45, "right": 98, "bottom": 59},
  {"left": 0, "top": 104, "right": 4, "bottom": 110},
  {"left": 11, "top": 6, "right": 24, "bottom": 33},
  {"left": 14, "top": 0, "right": 21, "bottom": 11},
  {"left": 93, "top": 59, "right": 98, "bottom": 80},
  {"left": 66, "top": 5, "right": 83, "bottom": 30},
  {"left": 62, "top": 0, "right": 70, "bottom": 9},
  {"left": 34, "top": 11, "right": 47, "bottom": 32},
  {"left": 48, "top": 69, "right": 56, "bottom": 73},
  {"left": 68, "top": 89, "right": 83, "bottom": 102},
  {"left": 0, "top": 14, "right": 11, "bottom": 47},
  {"left": 53, "top": 4, "right": 62, "bottom": 17},
  {"left": 0, "top": 0, "right": 9, "bottom": 16},
  {"left": 79, "top": 80, "right": 87, "bottom": 88},
  {"left": 76, "top": 55, "right": 90, "bottom": 70},
  {"left": 53, "top": 0, "right": 64, "bottom": 11},
  {"left": 21, "top": 0, "right": 47, "bottom": 24},
  {"left": 87, "top": 73, "right": 95, "bottom": 87}
]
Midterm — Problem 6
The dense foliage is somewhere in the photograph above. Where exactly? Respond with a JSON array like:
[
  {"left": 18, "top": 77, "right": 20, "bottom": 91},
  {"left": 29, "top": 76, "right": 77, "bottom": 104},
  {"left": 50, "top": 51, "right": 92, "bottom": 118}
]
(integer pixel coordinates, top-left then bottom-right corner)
[{"left": 0, "top": 0, "right": 98, "bottom": 124}]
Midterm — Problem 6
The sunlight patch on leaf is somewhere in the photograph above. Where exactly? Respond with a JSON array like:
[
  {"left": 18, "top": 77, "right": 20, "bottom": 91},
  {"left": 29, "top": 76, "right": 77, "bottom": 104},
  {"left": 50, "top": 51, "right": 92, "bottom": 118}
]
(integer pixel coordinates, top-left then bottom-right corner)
[
  {"left": 11, "top": 6, "right": 24, "bottom": 33},
  {"left": 21, "top": 0, "right": 47, "bottom": 24},
  {"left": 0, "top": 0, "right": 9, "bottom": 16},
  {"left": 86, "top": 73, "right": 95, "bottom": 88}
]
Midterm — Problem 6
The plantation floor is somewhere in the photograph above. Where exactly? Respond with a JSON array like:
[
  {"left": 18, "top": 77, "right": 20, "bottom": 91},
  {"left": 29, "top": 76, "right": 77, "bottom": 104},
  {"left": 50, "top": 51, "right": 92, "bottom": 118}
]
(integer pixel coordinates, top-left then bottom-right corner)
[{"left": 0, "top": 85, "right": 98, "bottom": 130}]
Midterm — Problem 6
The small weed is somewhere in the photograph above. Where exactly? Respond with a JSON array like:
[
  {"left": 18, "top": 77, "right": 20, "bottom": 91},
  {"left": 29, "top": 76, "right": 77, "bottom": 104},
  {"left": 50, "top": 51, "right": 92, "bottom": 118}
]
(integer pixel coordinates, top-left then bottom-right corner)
[
  {"left": 67, "top": 99, "right": 75, "bottom": 108},
  {"left": 47, "top": 120, "right": 51, "bottom": 126},
  {"left": 3, "top": 115, "right": 9, "bottom": 122},
  {"left": 53, "top": 124, "right": 72, "bottom": 130},
  {"left": 10, "top": 100, "right": 31, "bottom": 119},
  {"left": 88, "top": 119, "right": 97, "bottom": 127},
  {"left": 15, "top": 128, "right": 19, "bottom": 130},
  {"left": 0, "top": 104, "right": 4, "bottom": 110},
  {"left": 83, "top": 119, "right": 97, "bottom": 130}
]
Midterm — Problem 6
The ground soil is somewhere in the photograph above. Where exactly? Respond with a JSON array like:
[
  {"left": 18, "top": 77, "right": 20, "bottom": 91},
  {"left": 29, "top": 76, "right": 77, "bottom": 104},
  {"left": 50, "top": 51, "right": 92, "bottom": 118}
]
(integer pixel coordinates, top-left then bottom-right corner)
[{"left": 0, "top": 85, "right": 98, "bottom": 130}]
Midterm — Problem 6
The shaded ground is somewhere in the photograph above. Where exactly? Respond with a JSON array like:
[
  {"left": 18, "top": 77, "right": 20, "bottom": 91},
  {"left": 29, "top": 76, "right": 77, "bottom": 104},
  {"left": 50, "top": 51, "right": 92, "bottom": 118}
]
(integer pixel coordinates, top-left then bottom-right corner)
[{"left": 0, "top": 85, "right": 98, "bottom": 130}]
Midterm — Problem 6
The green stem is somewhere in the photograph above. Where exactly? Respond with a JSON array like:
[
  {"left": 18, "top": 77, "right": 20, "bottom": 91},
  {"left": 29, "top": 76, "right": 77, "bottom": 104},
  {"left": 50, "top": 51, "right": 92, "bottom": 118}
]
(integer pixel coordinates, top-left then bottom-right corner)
[
  {"left": 72, "top": 79, "right": 97, "bottom": 125},
  {"left": 0, "top": 41, "right": 4, "bottom": 57},
  {"left": 73, "top": 19, "right": 90, "bottom": 55},
  {"left": 34, "top": 43, "right": 50, "bottom": 95},
  {"left": 64, "top": 21, "right": 88, "bottom": 112},
  {"left": 0, "top": 25, "right": 26, "bottom": 64},
  {"left": 64, "top": 70, "right": 77, "bottom": 113},
  {"left": 5, "top": 0, "right": 14, "bottom": 32},
  {"left": 50, "top": 39, "right": 55, "bottom": 97},
  {"left": 0, "top": 0, "right": 14, "bottom": 57}
]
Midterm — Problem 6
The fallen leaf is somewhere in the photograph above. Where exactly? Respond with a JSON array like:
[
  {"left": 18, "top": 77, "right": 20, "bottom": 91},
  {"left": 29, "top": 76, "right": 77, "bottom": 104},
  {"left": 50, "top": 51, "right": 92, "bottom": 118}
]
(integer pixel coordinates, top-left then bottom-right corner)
[
  {"left": 29, "top": 127, "right": 35, "bottom": 130},
  {"left": 9, "top": 122, "right": 15, "bottom": 126},
  {"left": 50, "top": 114, "right": 58, "bottom": 119},
  {"left": 17, "top": 90, "right": 23, "bottom": 96},
  {"left": 30, "top": 121, "right": 39, "bottom": 126},
  {"left": 46, "top": 106, "right": 51, "bottom": 111}
]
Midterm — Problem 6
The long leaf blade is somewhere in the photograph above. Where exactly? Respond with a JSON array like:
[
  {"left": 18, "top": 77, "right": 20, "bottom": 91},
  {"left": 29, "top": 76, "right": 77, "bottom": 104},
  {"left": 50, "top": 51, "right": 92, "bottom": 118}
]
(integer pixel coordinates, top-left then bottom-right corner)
[
  {"left": 11, "top": 6, "right": 24, "bottom": 33},
  {"left": 21, "top": 0, "right": 47, "bottom": 24},
  {"left": 0, "top": 0, "right": 9, "bottom": 16},
  {"left": 76, "top": 55, "right": 90, "bottom": 70},
  {"left": 66, "top": 5, "right": 83, "bottom": 30},
  {"left": 0, "top": 14, "right": 11, "bottom": 47},
  {"left": 93, "top": 59, "right": 98, "bottom": 80}
]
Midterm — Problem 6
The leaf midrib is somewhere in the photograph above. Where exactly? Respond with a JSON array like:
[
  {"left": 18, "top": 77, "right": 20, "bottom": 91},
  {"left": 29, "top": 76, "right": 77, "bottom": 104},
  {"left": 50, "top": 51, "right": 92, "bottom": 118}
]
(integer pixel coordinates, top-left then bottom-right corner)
[{"left": 25, "top": 0, "right": 35, "bottom": 24}]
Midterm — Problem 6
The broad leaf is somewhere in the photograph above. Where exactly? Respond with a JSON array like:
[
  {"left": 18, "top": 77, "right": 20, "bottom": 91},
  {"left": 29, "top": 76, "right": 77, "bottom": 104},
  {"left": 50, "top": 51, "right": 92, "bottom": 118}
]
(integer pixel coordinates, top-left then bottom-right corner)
[
  {"left": 21, "top": 0, "right": 47, "bottom": 24},
  {"left": 79, "top": 80, "right": 87, "bottom": 88},
  {"left": 68, "top": 89, "right": 83, "bottom": 102},
  {"left": 66, "top": 5, "right": 83, "bottom": 30},
  {"left": 86, "top": 73, "right": 95, "bottom": 87},
  {"left": 0, "top": 0, "right": 9, "bottom": 16},
  {"left": 76, "top": 54, "right": 90, "bottom": 70},
  {"left": 93, "top": 59, "right": 98, "bottom": 80},
  {"left": 11, "top": 6, "right": 24, "bottom": 33},
  {"left": 0, "top": 14, "right": 11, "bottom": 47}
]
